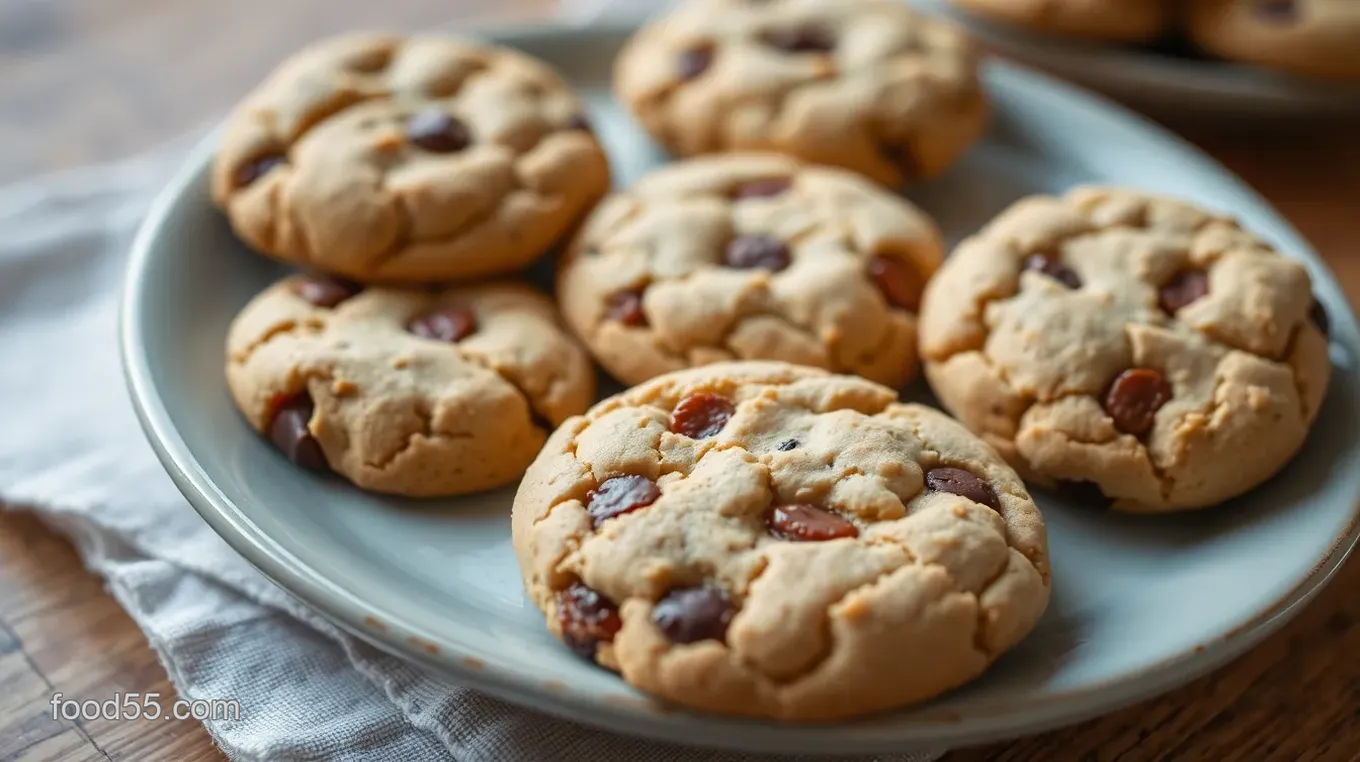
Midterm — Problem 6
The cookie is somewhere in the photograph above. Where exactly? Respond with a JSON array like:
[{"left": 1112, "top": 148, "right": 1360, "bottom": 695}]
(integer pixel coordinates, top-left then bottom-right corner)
[
  {"left": 919, "top": 187, "right": 1332, "bottom": 513},
  {"left": 1188, "top": 0, "right": 1360, "bottom": 82},
  {"left": 557, "top": 153, "right": 943, "bottom": 389},
  {"left": 949, "top": 0, "right": 1175, "bottom": 42},
  {"left": 226, "top": 274, "right": 595, "bottom": 497},
  {"left": 613, "top": 0, "right": 987, "bottom": 187},
  {"left": 211, "top": 34, "right": 611, "bottom": 284},
  {"left": 512, "top": 361, "right": 1050, "bottom": 720}
]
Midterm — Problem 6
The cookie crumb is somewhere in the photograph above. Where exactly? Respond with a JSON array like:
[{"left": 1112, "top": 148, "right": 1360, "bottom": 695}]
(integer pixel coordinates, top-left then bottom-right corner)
[{"left": 332, "top": 379, "right": 359, "bottom": 396}]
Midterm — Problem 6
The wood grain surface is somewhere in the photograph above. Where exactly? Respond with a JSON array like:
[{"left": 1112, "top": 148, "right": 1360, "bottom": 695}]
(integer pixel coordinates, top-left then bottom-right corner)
[{"left": 1, "top": 1, "right": 1358, "bottom": 760}]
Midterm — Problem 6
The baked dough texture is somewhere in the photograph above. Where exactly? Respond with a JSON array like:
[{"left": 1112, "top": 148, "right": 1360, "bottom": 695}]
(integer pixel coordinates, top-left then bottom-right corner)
[
  {"left": 226, "top": 275, "right": 595, "bottom": 497},
  {"left": 951, "top": 0, "right": 1175, "bottom": 42},
  {"left": 212, "top": 33, "right": 611, "bottom": 283},
  {"left": 512, "top": 361, "right": 1050, "bottom": 720},
  {"left": 919, "top": 187, "right": 1331, "bottom": 513},
  {"left": 1188, "top": 0, "right": 1360, "bottom": 82},
  {"left": 614, "top": 0, "right": 988, "bottom": 186},
  {"left": 558, "top": 153, "right": 943, "bottom": 388}
]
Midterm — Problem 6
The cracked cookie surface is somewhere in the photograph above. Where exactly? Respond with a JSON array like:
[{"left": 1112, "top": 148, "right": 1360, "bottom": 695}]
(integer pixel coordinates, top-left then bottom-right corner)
[
  {"left": 557, "top": 153, "right": 943, "bottom": 388},
  {"left": 212, "top": 33, "right": 610, "bottom": 283},
  {"left": 614, "top": 0, "right": 987, "bottom": 186},
  {"left": 511, "top": 361, "right": 1049, "bottom": 720},
  {"left": 949, "top": 0, "right": 1174, "bottom": 42},
  {"left": 919, "top": 187, "right": 1332, "bottom": 513},
  {"left": 226, "top": 274, "right": 595, "bottom": 497},
  {"left": 1188, "top": 0, "right": 1360, "bottom": 82}
]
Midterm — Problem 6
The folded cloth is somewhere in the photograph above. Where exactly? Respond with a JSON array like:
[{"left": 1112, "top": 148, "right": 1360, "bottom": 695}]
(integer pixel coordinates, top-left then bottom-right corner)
[{"left": 0, "top": 6, "right": 943, "bottom": 762}]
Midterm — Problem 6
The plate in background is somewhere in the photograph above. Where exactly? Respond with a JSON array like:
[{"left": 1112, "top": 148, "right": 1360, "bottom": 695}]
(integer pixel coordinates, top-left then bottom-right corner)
[
  {"left": 120, "top": 23, "right": 1360, "bottom": 756},
  {"left": 913, "top": 0, "right": 1360, "bottom": 120}
]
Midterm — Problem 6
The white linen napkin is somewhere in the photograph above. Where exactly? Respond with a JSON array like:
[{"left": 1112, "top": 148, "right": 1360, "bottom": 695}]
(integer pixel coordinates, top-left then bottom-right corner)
[{"left": 0, "top": 4, "right": 943, "bottom": 761}]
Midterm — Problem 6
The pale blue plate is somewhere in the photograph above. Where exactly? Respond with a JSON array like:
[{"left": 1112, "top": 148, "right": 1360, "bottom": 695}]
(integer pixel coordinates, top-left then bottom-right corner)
[{"left": 120, "top": 23, "right": 1360, "bottom": 755}]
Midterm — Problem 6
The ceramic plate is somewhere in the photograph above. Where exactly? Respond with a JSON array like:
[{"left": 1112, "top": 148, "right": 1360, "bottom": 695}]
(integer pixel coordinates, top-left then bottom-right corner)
[
  {"left": 120, "top": 23, "right": 1360, "bottom": 756},
  {"left": 913, "top": 0, "right": 1360, "bottom": 120}
]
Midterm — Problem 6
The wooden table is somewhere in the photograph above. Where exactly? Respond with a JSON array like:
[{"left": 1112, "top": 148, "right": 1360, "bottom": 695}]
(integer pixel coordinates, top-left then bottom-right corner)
[{"left": 2, "top": 1, "right": 1357, "bottom": 760}]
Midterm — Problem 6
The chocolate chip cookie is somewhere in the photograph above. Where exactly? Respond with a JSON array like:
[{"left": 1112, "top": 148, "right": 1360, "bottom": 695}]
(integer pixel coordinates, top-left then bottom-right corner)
[
  {"left": 614, "top": 0, "right": 988, "bottom": 187},
  {"left": 1188, "top": 0, "right": 1360, "bottom": 82},
  {"left": 950, "top": 0, "right": 1175, "bottom": 42},
  {"left": 226, "top": 274, "right": 595, "bottom": 497},
  {"left": 512, "top": 361, "right": 1050, "bottom": 720},
  {"left": 919, "top": 187, "right": 1332, "bottom": 513},
  {"left": 557, "top": 153, "right": 943, "bottom": 388},
  {"left": 212, "top": 34, "right": 611, "bottom": 284}
]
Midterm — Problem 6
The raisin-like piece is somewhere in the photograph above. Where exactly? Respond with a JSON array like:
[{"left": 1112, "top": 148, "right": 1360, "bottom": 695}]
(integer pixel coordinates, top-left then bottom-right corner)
[
  {"left": 587, "top": 475, "right": 660, "bottom": 526},
  {"left": 670, "top": 393, "right": 735, "bottom": 439},
  {"left": 652, "top": 585, "right": 734, "bottom": 644},
  {"left": 925, "top": 467, "right": 1000, "bottom": 510},
  {"left": 557, "top": 582, "right": 621, "bottom": 659},
  {"left": 868, "top": 254, "right": 923, "bottom": 310},
  {"left": 407, "top": 305, "right": 477, "bottom": 342},
  {"left": 767, "top": 503, "right": 859, "bottom": 541},
  {"left": 1160, "top": 269, "right": 1209, "bottom": 315},
  {"left": 1104, "top": 369, "right": 1172, "bottom": 436}
]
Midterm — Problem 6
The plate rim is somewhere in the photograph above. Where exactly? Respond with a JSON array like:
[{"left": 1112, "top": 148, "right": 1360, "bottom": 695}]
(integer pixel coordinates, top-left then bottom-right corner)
[{"left": 119, "top": 21, "right": 1360, "bottom": 755}]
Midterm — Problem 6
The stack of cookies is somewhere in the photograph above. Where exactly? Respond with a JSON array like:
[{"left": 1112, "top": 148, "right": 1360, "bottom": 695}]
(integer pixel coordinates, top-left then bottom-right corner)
[
  {"left": 950, "top": 0, "right": 1360, "bottom": 82},
  {"left": 215, "top": 0, "right": 1334, "bottom": 724},
  {"left": 218, "top": 34, "right": 610, "bottom": 497}
]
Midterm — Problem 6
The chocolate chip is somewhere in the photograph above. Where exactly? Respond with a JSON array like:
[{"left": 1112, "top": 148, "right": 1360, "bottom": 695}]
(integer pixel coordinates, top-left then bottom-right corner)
[
  {"left": 652, "top": 585, "right": 734, "bottom": 644},
  {"left": 588, "top": 475, "right": 661, "bottom": 526},
  {"left": 670, "top": 393, "right": 736, "bottom": 439},
  {"left": 605, "top": 289, "right": 647, "bottom": 326},
  {"left": 678, "top": 46, "right": 715, "bottom": 80},
  {"left": 405, "top": 110, "right": 471, "bottom": 153},
  {"left": 1310, "top": 298, "right": 1330, "bottom": 337},
  {"left": 767, "top": 503, "right": 859, "bottom": 542},
  {"left": 732, "top": 178, "right": 792, "bottom": 199},
  {"left": 761, "top": 26, "right": 835, "bottom": 53},
  {"left": 1023, "top": 255, "right": 1081, "bottom": 290},
  {"left": 293, "top": 275, "right": 362, "bottom": 308},
  {"left": 567, "top": 114, "right": 593, "bottom": 132},
  {"left": 407, "top": 304, "right": 478, "bottom": 343},
  {"left": 1104, "top": 368, "right": 1172, "bottom": 436},
  {"left": 1159, "top": 269, "right": 1209, "bottom": 315},
  {"left": 724, "top": 235, "right": 791, "bottom": 272},
  {"left": 557, "top": 582, "right": 621, "bottom": 659},
  {"left": 868, "top": 254, "right": 923, "bottom": 310},
  {"left": 776, "top": 438, "right": 800, "bottom": 451},
  {"left": 925, "top": 467, "right": 1000, "bottom": 510},
  {"left": 1256, "top": 0, "right": 1297, "bottom": 22},
  {"left": 268, "top": 393, "right": 328, "bottom": 471},
  {"left": 234, "top": 154, "right": 286, "bottom": 188}
]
